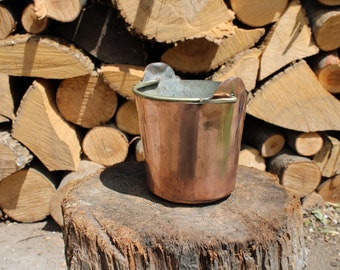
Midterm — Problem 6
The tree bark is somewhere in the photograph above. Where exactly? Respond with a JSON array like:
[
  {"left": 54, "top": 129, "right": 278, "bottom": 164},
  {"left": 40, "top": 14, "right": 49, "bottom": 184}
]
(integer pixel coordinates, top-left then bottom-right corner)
[
  {"left": 56, "top": 73, "right": 118, "bottom": 128},
  {"left": 161, "top": 28, "right": 265, "bottom": 74},
  {"left": 258, "top": 0, "right": 319, "bottom": 80},
  {"left": 267, "top": 148, "right": 322, "bottom": 198},
  {"left": 317, "top": 175, "right": 340, "bottom": 203},
  {"left": 229, "top": 0, "right": 288, "bottom": 27},
  {"left": 114, "top": 100, "right": 139, "bottom": 135},
  {"left": 301, "top": 0, "right": 340, "bottom": 51},
  {"left": 309, "top": 50, "right": 340, "bottom": 94},
  {"left": 114, "top": 0, "right": 235, "bottom": 43},
  {"left": 82, "top": 125, "right": 129, "bottom": 166},
  {"left": 62, "top": 161, "right": 306, "bottom": 270},
  {"left": 284, "top": 130, "right": 324, "bottom": 157},
  {"left": 0, "top": 129, "right": 33, "bottom": 181},
  {"left": 0, "top": 162, "right": 57, "bottom": 222},
  {"left": 12, "top": 79, "right": 82, "bottom": 171},
  {"left": 247, "top": 60, "right": 340, "bottom": 132},
  {"left": 0, "top": 34, "right": 94, "bottom": 79},
  {"left": 100, "top": 64, "right": 144, "bottom": 100},
  {"left": 21, "top": 2, "right": 49, "bottom": 34}
]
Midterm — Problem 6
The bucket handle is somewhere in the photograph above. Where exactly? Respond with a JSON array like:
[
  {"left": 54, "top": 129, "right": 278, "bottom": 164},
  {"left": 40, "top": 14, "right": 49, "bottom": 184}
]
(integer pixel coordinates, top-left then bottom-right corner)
[{"left": 134, "top": 79, "right": 238, "bottom": 104}]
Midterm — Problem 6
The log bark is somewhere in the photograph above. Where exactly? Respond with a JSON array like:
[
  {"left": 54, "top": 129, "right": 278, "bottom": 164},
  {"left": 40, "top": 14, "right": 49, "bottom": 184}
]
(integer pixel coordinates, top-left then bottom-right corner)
[
  {"left": 62, "top": 161, "right": 306, "bottom": 270},
  {"left": 161, "top": 28, "right": 265, "bottom": 74},
  {"left": 247, "top": 60, "right": 340, "bottom": 132},
  {"left": 0, "top": 129, "right": 33, "bottom": 181},
  {"left": 51, "top": 4, "right": 146, "bottom": 66},
  {"left": 284, "top": 130, "right": 324, "bottom": 157},
  {"left": 229, "top": 0, "right": 288, "bottom": 27},
  {"left": 56, "top": 73, "right": 118, "bottom": 128},
  {"left": 313, "top": 133, "right": 340, "bottom": 177},
  {"left": 12, "top": 79, "right": 82, "bottom": 171},
  {"left": 100, "top": 64, "right": 144, "bottom": 100},
  {"left": 21, "top": 2, "right": 49, "bottom": 34},
  {"left": 301, "top": 0, "right": 340, "bottom": 51},
  {"left": 114, "top": 0, "right": 235, "bottom": 43},
  {"left": 317, "top": 174, "right": 340, "bottom": 203},
  {"left": 0, "top": 34, "right": 94, "bottom": 79},
  {"left": 0, "top": 163, "right": 57, "bottom": 222},
  {"left": 238, "top": 144, "right": 266, "bottom": 171},
  {"left": 258, "top": 0, "right": 319, "bottom": 80},
  {"left": 49, "top": 160, "right": 104, "bottom": 226},
  {"left": 33, "top": 0, "right": 85, "bottom": 22},
  {"left": 242, "top": 116, "right": 285, "bottom": 158},
  {"left": 309, "top": 50, "right": 340, "bottom": 94},
  {"left": 267, "top": 148, "right": 322, "bottom": 198},
  {"left": 82, "top": 125, "right": 129, "bottom": 166},
  {"left": 210, "top": 48, "right": 261, "bottom": 92},
  {"left": 114, "top": 100, "right": 139, "bottom": 135}
]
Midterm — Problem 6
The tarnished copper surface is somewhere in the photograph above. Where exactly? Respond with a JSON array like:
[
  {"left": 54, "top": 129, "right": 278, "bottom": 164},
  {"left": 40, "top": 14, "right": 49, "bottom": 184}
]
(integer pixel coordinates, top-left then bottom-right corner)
[{"left": 134, "top": 77, "right": 247, "bottom": 204}]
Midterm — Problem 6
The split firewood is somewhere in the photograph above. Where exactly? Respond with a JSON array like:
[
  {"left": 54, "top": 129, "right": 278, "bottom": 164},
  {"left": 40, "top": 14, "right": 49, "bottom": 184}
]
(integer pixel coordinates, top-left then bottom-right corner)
[
  {"left": 100, "top": 64, "right": 144, "bottom": 100},
  {"left": 301, "top": 0, "right": 340, "bottom": 51},
  {"left": 161, "top": 28, "right": 265, "bottom": 74},
  {"left": 0, "top": 74, "right": 33, "bottom": 122},
  {"left": 49, "top": 159, "right": 104, "bottom": 226},
  {"left": 258, "top": 0, "right": 319, "bottom": 80},
  {"left": 51, "top": 4, "right": 146, "bottom": 66},
  {"left": 318, "top": 0, "right": 340, "bottom": 6},
  {"left": 247, "top": 60, "right": 340, "bottom": 132},
  {"left": 0, "top": 34, "right": 94, "bottom": 79},
  {"left": 0, "top": 129, "right": 33, "bottom": 181},
  {"left": 82, "top": 125, "right": 129, "bottom": 166},
  {"left": 242, "top": 116, "right": 285, "bottom": 158},
  {"left": 209, "top": 48, "right": 261, "bottom": 92},
  {"left": 284, "top": 130, "right": 324, "bottom": 157},
  {"left": 0, "top": 162, "right": 57, "bottom": 223},
  {"left": 309, "top": 50, "right": 340, "bottom": 94},
  {"left": 267, "top": 148, "right": 322, "bottom": 198},
  {"left": 12, "top": 79, "right": 82, "bottom": 171},
  {"left": 0, "top": 0, "right": 27, "bottom": 39},
  {"left": 313, "top": 133, "right": 340, "bottom": 178},
  {"left": 114, "top": 0, "right": 235, "bottom": 43},
  {"left": 130, "top": 137, "right": 144, "bottom": 162},
  {"left": 317, "top": 175, "right": 340, "bottom": 203},
  {"left": 238, "top": 144, "right": 266, "bottom": 171},
  {"left": 56, "top": 73, "right": 118, "bottom": 128},
  {"left": 114, "top": 100, "right": 139, "bottom": 135},
  {"left": 21, "top": 2, "right": 49, "bottom": 34},
  {"left": 302, "top": 192, "right": 324, "bottom": 210},
  {"left": 33, "top": 0, "right": 86, "bottom": 22},
  {"left": 229, "top": 0, "right": 289, "bottom": 27}
]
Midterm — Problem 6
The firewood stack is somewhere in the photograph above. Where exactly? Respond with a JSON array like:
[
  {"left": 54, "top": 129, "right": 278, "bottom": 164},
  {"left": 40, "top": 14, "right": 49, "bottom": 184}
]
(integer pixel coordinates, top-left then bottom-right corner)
[{"left": 0, "top": 0, "right": 339, "bottom": 225}]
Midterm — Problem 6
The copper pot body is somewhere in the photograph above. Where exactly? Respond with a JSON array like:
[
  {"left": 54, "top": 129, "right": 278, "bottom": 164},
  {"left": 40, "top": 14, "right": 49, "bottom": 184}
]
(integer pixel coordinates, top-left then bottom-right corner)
[{"left": 134, "top": 79, "right": 247, "bottom": 204}]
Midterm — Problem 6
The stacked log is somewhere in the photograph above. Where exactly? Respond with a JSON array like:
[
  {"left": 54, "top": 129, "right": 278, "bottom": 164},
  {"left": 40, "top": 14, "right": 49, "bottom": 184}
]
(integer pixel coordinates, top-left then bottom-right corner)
[{"left": 0, "top": 0, "right": 339, "bottom": 225}]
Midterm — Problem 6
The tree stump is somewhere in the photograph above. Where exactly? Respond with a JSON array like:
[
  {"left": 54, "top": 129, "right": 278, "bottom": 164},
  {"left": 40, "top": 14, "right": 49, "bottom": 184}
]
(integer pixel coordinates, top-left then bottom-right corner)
[{"left": 62, "top": 161, "right": 306, "bottom": 270}]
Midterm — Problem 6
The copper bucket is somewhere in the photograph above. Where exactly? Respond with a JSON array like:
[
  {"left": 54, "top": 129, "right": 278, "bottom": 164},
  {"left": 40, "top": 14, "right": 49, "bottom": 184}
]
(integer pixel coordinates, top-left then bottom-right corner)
[{"left": 133, "top": 63, "right": 247, "bottom": 204}]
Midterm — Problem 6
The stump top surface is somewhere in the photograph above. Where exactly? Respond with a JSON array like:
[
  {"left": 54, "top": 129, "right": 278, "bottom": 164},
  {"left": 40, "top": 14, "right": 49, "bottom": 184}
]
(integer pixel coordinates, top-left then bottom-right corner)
[{"left": 63, "top": 162, "right": 300, "bottom": 244}]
